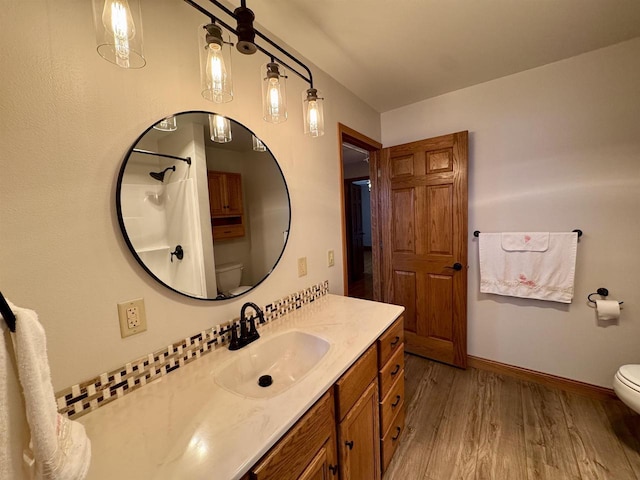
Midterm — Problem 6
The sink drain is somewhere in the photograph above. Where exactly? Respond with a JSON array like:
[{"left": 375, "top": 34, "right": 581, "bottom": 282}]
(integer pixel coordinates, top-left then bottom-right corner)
[{"left": 258, "top": 375, "right": 273, "bottom": 387}]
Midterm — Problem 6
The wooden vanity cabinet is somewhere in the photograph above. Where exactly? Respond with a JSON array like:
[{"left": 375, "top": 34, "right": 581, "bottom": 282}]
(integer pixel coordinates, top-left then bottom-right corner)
[
  {"left": 245, "top": 316, "right": 405, "bottom": 480},
  {"left": 335, "top": 345, "right": 381, "bottom": 480},
  {"left": 208, "top": 171, "right": 245, "bottom": 240},
  {"left": 248, "top": 390, "right": 337, "bottom": 480},
  {"left": 377, "top": 316, "right": 405, "bottom": 473}
]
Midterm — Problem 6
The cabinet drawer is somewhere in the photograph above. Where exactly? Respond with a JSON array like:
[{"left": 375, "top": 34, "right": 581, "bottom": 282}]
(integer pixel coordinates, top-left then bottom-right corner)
[
  {"left": 381, "top": 406, "right": 405, "bottom": 473},
  {"left": 377, "top": 316, "right": 404, "bottom": 368},
  {"left": 378, "top": 345, "right": 404, "bottom": 400},
  {"left": 335, "top": 344, "right": 377, "bottom": 421},
  {"left": 250, "top": 390, "right": 335, "bottom": 480},
  {"left": 379, "top": 374, "right": 404, "bottom": 437},
  {"left": 213, "top": 223, "right": 245, "bottom": 240}
]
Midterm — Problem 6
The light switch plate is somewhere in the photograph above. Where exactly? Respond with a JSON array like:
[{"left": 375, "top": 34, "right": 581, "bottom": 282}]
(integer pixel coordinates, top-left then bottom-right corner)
[
  {"left": 118, "top": 298, "right": 147, "bottom": 338},
  {"left": 328, "top": 250, "right": 335, "bottom": 267},
  {"left": 298, "top": 257, "right": 308, "bottom": 277}
]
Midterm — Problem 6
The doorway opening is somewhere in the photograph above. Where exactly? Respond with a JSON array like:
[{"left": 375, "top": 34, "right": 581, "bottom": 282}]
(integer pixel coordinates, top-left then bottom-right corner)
[{"left": 338, "top": 124, "right": 382, "bottom": 301}]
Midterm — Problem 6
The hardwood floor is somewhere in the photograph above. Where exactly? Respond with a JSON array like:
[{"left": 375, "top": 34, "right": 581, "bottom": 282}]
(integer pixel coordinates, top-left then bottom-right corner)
[
  {"left": 348, "top": 250, "right": 374, "bottom": 301},
  {"left": 384, "top": 354, "right": 640, "bottom": 480}
]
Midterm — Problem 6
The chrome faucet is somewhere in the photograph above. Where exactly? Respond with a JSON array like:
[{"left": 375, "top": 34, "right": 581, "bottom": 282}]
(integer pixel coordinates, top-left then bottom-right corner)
[{"left": 229, "top": 302, "right": 265, "bottom": 350}]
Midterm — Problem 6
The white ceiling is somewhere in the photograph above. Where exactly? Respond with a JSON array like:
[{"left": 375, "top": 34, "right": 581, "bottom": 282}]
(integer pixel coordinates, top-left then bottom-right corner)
[{"left": 247, "top": 0, "right": 640, "bottom": 112}]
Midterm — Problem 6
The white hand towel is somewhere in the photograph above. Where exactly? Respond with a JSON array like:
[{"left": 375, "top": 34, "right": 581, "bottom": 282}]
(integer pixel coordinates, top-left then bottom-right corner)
[
  {"left": 8, "top": 301, "right": 91, "bottom": 480},
  {"left": 1, "top": 322, "right": 14, "bottom": 480},
  {"left": 479, "top": 232, "right": 578, "bottom": 303}
]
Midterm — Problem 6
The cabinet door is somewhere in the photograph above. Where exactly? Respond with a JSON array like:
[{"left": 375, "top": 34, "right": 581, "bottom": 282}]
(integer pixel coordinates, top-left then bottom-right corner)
[
  {"left": 251, "top": 391, "right": 336, "bottom": 480},
  {"left": 207, "top": 171, "right": 226, "bottom": 216},
  {"left": 338, "top": 381, "right": 381, "bottom": 480},
  {"left": 224, "top": 172, "right": 243, "bottom": 215},
  {"left": 298, "top": 439, "right": 338, "bottom": 480}
]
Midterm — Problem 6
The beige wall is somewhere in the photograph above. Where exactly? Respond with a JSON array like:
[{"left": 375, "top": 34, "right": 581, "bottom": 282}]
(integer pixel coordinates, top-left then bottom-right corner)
[
  {"left": 0, "top": 0, "right": 379, "bottom": 397},
  {"left": 382, "top": 38, "right": 640, "bottom": 388}
]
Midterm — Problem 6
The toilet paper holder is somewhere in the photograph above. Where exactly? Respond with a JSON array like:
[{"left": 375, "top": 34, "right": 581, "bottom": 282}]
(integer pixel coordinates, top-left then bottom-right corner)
[{"left": 587, "top": 288, "right": 623, "bottom": 305}]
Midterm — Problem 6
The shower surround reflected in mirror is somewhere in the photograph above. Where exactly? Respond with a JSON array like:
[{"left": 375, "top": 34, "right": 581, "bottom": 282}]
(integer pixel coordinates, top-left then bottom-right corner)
[{"left": 116, "top": 111, "right": 291, "bottom": 300}]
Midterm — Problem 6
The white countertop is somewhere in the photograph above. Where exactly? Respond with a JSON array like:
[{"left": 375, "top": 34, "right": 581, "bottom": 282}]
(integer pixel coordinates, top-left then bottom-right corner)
[{"left": 79, "top": 294, "right": 404, "bottom": 480}]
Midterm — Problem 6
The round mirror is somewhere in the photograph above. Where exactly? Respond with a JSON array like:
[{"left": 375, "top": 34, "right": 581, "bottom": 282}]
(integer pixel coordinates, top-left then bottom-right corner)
[{"left": 116, "top": 111, "right": 291, "bottom": 300}]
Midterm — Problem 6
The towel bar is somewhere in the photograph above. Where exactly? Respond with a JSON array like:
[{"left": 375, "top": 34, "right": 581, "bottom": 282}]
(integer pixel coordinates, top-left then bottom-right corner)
[
  {"left": 473, "top": 229, "right": 583, "bottom": 238},
  {"left": 0, "top": 290, "right": 16, "bottom": 332}
]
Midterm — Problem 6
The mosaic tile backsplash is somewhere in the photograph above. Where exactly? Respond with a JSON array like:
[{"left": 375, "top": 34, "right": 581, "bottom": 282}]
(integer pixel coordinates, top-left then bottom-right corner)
[{"left": 56, "top": 281, "right": 329, "bottom": 419}]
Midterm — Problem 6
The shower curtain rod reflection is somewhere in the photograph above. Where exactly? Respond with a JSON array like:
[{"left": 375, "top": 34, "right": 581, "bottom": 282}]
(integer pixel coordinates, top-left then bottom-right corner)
[{"left": 132, "top": 148, "right": 192, "bottom": 165}]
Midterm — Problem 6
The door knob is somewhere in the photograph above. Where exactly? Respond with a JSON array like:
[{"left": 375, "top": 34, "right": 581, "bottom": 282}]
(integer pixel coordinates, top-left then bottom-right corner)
[{"left": 446, "top": 262, "right": 463, "bottom": 271}]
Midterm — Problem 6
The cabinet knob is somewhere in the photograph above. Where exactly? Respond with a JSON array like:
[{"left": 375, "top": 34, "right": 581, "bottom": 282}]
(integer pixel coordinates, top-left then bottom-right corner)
[
  {"left": 391, "top": 364, "right": 401, "bottom": 376},
  {"left": 329, "top": 465, "right": 338, "bottom": 475},
  {"left": 392, "top": 426, "right": 402, "bottom": 441},
  {"left": 390, "top": 336, "right": 400, "bottom": 347},
  {"left": 345, "top": 440, "right": 354, "bottom": 450},
  {"left": 391, "top": 395, "right": 401, "bottom": 408}
]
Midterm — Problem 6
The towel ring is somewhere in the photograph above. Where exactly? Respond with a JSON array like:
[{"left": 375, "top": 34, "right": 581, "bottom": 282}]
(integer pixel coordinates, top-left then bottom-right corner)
[{"left": 587, "top": 287, "right": 623, "bottom": 305}]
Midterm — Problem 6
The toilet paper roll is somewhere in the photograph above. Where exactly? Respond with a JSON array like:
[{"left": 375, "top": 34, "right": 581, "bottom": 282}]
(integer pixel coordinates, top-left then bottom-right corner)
[{"left": 595, "top": 299, "right": 621, "bottom": 321}]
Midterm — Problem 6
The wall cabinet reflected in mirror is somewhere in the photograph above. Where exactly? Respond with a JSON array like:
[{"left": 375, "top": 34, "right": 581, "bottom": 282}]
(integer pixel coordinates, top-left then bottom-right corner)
[
  {"left": 116, "top": 111, "right": 291, "bottom": 301},
  {"left": 209, "top": 170, "right": 245, "bottom": 240}
]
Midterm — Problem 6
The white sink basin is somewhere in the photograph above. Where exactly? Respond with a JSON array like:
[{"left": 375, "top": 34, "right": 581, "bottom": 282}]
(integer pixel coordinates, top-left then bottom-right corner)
[{"left": 214, "top": 330, "right": 331, "bottom": 399}]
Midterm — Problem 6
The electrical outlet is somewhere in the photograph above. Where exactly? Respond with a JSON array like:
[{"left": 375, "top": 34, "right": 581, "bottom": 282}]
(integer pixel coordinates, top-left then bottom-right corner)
[
  {"left": 328, "top": 250, "right": 335, "bottom": 267},
  {"left": 118, "top": 298, "right": 147, "bottom": 338},
  {"left": 298, "top": 257, "right": 307, "bottom": 277}
]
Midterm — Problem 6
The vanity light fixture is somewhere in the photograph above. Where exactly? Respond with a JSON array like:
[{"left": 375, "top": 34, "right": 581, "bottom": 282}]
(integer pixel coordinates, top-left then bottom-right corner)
[
  {"left": 252, "top": 135, "right": 266, "bottom": 152},
  {"left": 153, "top": 116, "right": 178, "bottom": 132},
  {"left": 183, "top": 0, "right": 325, "bottom": 137},
  {"left": 92, "top": 0, "right": 145, "bottom": 69},
  {"left": 262, "top": 62, "right": 287, "bottom": 124},
  {"left": 302, "top": 88, "right": 325, "bottom": 137},
  {"left": 209, "top": 114, "right": 232, "bottom": 143},
  {"left": 200, "top": 23, "right": 233, "bottom": 103}
]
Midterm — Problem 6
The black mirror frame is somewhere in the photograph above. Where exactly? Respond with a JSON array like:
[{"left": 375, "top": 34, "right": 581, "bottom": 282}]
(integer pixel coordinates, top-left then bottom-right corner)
[{"left": 115, "top": 110, "right": 291, "bottom": 301}]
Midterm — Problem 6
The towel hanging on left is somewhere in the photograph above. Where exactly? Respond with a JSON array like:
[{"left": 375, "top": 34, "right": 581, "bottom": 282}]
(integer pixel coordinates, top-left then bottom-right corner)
[
  {"left": 479, "top": 232, "right": 578, "bottom": 303},
  {"left": 2, "top": 300, "right": 91, "bottom": 479}
]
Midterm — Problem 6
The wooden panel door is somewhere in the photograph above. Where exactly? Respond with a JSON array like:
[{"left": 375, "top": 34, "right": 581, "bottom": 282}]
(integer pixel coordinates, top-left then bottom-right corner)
[
  {"left": 338, "top": 381, "right": 381, "bottom": 480},
  {"left": 380, "top": 131, "right": 468, "bottom": 368},
  {"left": 349, "top": 182, "right": 365, "bottom": 282}
]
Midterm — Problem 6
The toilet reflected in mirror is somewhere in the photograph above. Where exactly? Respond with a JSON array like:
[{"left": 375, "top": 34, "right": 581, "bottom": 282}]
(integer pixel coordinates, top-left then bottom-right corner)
[{"left": 215, "top": 262, "right": 252, "bottom": 298}]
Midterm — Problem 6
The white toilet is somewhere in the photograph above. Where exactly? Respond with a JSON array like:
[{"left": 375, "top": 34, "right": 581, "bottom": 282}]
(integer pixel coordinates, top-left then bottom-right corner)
[
  {"left": 215, "top": 262, "right": 252, "bottom": 296},
  {"left": 613, "top": 365, "right": 640, "bottom": 413}
]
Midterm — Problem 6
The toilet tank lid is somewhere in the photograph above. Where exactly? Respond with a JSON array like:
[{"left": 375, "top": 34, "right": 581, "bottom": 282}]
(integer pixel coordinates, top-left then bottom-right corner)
[
  {"left": 619, "top": 365, "right": 640, "bottom": 385},
  {"left": 215, "top": 262, "right": 243, "bottom": 273}
]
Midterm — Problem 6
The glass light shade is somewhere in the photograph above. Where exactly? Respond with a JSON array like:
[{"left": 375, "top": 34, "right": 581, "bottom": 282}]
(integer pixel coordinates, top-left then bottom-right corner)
[
  {"left": 261, "top": 62, "right": 287, "bottom": 124},
  {"left": 153, "top": 116, "right": 177, "bottom": 132},
  {"left": 302, "top": 88, "right": 325, "bottom": 137},
  {"left": 199, "top": 24, "right": 233, "bottom": 103},
  {"left": 209, "top": 114, "right": 232, "bottom": 143},
  {"left": 252, "top": 135, "right": 267, "bottom": 152},
  {"left": 92, "top": 0, "right": 145, "bottom": 69}
]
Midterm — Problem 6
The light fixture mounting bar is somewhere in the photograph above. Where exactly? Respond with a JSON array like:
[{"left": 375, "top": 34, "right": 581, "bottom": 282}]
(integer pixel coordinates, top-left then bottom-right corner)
[{"left": 183, "top": 0, "right": 314, "bottom": 88}]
